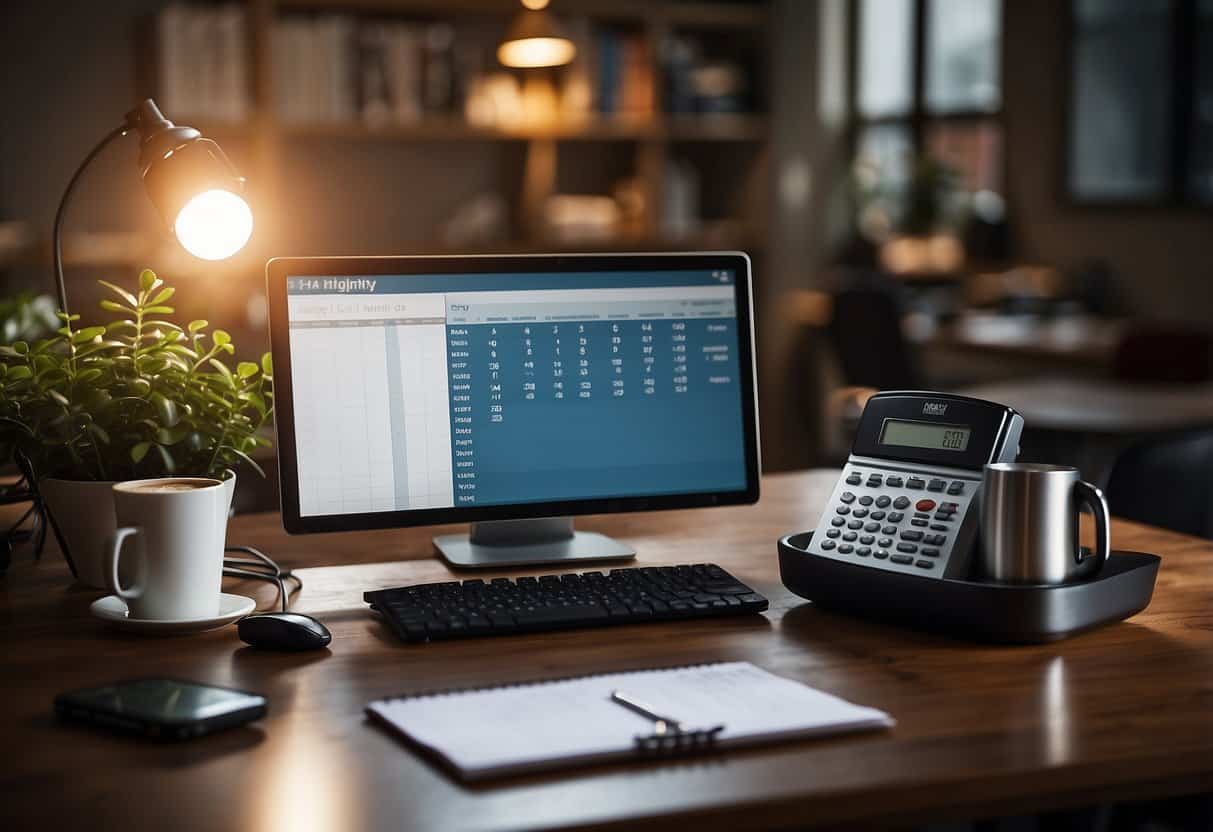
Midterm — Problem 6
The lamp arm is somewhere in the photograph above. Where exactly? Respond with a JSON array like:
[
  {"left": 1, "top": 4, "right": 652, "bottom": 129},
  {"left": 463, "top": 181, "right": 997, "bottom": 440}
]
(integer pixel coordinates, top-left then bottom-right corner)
[{"left": 52, "top": 123, "right": 132, "bottom": 317}]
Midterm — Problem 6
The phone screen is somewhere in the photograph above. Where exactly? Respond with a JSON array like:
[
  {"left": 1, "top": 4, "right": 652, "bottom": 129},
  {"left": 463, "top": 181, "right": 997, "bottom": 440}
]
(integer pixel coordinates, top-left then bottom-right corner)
[{"left": 60, "top": 679, "right": 264, "bottom": 724}]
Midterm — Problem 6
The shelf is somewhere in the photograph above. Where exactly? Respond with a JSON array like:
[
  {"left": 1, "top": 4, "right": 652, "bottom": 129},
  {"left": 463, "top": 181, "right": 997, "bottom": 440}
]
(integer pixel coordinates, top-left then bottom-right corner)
[
  {"left": 273, "top": 0, "right": 769, "bottom": 29},
  {"left": 273, "top": 115, "right": 768, "bottom": 143}
]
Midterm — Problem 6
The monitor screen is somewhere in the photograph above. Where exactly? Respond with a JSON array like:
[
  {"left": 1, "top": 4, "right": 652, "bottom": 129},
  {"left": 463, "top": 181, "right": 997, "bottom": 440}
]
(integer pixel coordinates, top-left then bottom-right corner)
[{"left": 281, "top": 264, "right": 753, "bottom": 521}]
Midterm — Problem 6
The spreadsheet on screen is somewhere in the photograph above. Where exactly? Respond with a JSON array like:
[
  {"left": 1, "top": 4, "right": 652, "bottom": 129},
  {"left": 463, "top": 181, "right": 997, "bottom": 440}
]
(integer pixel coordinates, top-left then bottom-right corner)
[{"left": 286, "top": 270, "right": 748, "bottom": 517}]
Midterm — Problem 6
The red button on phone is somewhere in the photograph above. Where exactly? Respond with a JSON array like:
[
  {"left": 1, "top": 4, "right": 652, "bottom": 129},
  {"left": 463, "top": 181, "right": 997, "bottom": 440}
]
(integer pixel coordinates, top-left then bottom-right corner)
[{"left": 916, "top": 499, "right": 936, "bottom": 512}]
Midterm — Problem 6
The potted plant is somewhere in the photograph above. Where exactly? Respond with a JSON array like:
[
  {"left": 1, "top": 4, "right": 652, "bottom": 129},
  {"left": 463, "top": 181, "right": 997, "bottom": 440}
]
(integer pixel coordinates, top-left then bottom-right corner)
[{"left": 0, "top": 269, "right": 273, "bottom": 587}]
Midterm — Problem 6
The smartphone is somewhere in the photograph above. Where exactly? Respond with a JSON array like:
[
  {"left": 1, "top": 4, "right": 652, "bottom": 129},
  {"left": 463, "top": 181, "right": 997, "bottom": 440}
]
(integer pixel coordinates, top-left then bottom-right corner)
[{"left": 54, "top": 678, "right": 267, "bottom": 741}]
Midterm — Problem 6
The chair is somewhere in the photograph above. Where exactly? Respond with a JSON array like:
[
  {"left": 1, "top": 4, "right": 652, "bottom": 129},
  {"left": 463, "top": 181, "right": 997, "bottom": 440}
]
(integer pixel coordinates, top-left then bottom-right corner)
[
  {"left": 827, "top": 274, "right": 924, "bottom": 391},
  {"left": 1105, "top": 430, "right": 1213, "bottom": 539}
]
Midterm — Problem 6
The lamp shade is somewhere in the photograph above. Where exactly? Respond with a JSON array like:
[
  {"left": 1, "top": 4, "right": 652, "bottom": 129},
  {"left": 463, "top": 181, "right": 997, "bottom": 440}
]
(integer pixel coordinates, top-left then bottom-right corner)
[
  {"left": 132, "top": 100, "right": 253, "bottom": 260},
  {"left": 498, "top": 8, "right": 576, "bottom": 68}
]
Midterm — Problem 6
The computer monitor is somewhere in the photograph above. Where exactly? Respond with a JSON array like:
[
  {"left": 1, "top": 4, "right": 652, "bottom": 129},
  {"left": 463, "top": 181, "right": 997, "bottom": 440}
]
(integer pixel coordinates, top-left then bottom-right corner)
[{"left": 267, "top": 253, "right": 760, "bottom": 568}]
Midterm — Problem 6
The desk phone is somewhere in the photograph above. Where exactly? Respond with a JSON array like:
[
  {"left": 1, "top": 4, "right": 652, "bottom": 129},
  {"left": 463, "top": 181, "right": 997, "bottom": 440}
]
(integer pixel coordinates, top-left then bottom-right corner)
[{"left": 810, "top": 392, "right": 1023, "bottom": 579}]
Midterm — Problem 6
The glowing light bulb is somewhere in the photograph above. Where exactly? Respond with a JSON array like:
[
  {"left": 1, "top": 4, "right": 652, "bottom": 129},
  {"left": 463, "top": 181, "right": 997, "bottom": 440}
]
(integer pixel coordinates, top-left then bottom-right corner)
[
  {"left": 497, "top": 37, "right": 576, "bottom": 68},
  {"left": 174, "top": 189, "right": 253, "bottom": 260}
]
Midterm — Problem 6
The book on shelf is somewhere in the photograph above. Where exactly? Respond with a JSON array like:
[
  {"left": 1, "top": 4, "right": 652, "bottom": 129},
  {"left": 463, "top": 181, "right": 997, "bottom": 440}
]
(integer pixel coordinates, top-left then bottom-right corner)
[{"left": 154, "top": 3, "right": 249, "bottom": 122}]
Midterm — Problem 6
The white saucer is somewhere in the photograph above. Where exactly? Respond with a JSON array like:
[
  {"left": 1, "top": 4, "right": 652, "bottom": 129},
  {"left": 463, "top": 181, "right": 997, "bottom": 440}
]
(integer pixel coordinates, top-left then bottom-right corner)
[{"left": 90, "top": 593, "right": 256, "bottom": 634}]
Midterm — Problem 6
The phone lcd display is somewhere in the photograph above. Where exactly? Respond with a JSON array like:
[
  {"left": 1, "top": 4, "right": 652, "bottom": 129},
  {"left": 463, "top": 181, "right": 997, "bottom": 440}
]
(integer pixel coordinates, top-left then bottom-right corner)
[{"left": 879, "top": 419, "right": 971, "bottom": 452}]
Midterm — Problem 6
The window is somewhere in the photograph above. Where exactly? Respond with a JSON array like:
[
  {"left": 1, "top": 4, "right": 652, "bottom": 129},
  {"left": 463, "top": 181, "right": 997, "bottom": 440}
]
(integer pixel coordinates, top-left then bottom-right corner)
[
  {"left": 1067, "top": 0, "right": 1213, "bottom": 205},
  {"left": 850, "top": 0, "right": 1005, "bottom": 236}
]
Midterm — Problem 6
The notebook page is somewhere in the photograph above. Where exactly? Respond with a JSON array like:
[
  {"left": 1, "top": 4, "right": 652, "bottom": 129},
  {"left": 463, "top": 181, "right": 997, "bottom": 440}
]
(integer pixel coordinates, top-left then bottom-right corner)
[{"left": 367, "top": 662, "right": 893, "bottom": 780}]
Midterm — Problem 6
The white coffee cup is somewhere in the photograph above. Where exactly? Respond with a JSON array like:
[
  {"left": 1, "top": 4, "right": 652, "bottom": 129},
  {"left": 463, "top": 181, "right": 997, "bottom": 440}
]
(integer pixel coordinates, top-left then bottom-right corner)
[{"left": 105, "top": 478, "right": 228, "bottom": 621}]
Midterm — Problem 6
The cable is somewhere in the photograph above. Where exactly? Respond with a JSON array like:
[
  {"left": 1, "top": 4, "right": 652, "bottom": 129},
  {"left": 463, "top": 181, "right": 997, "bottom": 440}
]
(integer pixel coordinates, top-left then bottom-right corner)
[{"left": 223, "top": 545, "right": 301, "bottom": 613}]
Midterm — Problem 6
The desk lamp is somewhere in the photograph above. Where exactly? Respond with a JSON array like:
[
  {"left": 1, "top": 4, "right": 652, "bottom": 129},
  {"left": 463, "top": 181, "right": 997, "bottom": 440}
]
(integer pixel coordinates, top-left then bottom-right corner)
[{"left": 52, "top": 98, "right": 253, "bottom": 315}]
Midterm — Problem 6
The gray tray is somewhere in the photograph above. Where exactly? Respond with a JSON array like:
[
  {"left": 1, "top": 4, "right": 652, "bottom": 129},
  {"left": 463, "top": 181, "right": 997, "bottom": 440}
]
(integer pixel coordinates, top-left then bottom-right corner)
[{"left": 778, "top": 531, "right": 1159, "bottom": 643}]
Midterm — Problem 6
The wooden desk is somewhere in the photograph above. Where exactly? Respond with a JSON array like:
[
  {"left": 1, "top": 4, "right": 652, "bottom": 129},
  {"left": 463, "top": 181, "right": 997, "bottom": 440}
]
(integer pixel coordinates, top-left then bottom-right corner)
[{"left": 4, "top": 470, "right": 1213, "bottom": 831}]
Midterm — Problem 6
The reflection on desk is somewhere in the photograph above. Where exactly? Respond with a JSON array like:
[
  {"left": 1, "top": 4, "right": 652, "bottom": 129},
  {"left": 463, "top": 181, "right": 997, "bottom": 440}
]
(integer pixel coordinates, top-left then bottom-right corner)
[{"left": 5, "top": 470, "right": 1213, "bottom": 832}]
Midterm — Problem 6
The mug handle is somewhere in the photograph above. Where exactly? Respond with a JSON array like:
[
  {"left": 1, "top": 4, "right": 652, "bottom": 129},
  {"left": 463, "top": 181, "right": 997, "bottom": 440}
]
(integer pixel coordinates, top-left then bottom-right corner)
[
  {"left": 1074, "top": 480, "right": 1111, "bottom": 569},
  {"left": 106, "top": 526, "right": 144, "bottom": 601}
]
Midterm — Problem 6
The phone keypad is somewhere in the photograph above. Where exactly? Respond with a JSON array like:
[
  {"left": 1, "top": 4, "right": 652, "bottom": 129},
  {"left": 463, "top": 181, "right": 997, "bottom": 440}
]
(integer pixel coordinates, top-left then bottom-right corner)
[{"left": 812, "top": 463, "right": 979, "bottom": 576}]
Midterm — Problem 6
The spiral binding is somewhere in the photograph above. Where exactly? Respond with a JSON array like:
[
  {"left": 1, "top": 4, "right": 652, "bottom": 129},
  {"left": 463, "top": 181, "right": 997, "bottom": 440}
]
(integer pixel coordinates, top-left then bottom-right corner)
[{"left": 372, "top": 660, "right": 733, "bottom": 704}]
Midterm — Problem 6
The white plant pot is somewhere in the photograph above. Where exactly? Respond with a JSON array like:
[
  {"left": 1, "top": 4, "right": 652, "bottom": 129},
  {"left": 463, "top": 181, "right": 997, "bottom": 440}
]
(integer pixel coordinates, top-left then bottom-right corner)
[{"left": 40, "top": 472, "right": 236, "bottom": 589}]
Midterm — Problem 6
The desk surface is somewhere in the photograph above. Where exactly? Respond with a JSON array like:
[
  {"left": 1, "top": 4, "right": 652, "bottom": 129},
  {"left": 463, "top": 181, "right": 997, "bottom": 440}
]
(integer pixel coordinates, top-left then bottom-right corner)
[
  {"left": 960, "top": 376, "right": 1213, "bottom": 435},
  {"left": 5, "top": 470, "right": 1213, "bottom": 831}
]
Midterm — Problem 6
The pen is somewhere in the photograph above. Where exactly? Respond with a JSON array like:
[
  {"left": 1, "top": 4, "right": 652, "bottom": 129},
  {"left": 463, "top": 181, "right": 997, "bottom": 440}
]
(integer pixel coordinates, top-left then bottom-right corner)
[{"left": 609, "top": 689, "right": 683, "bottom": 735}]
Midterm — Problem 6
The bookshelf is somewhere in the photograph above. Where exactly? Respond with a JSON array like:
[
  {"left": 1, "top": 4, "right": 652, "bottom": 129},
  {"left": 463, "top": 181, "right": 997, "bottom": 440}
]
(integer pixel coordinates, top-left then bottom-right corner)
[{"left": 137, "top": 0, "right": 773, "bottom": 257}]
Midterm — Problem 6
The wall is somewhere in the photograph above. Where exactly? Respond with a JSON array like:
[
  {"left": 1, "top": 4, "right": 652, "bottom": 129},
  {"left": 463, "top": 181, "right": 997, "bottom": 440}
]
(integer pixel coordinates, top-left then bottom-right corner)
[{"left": 1002, "top": 0, "right": 1213, "bottom": 324}]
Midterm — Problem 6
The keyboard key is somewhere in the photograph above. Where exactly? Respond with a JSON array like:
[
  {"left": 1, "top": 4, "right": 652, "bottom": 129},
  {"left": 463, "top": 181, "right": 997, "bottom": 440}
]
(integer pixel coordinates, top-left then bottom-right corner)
[
  {"left": 906, "top": 477, "right": 925, "bottom": 489},
  {"left": 856, "top": 547, "right": 872, "bottom": 557},
  {"left": 821, "top": 540, "right": 836, "bottom": 550},
  {"left": 858, "top": 495, "right": 874, "bottom": 506},
  {"left": 930, "top": 523, "right": 949, "bottom": 531},
  {"left": 885, "top": 476, "right": 903, "bottom": 487},
  {"left": 846, "top": 474, "right": 862, "bottom": 485},
  {"left": 911, "top": 519, "right": 928, "bottom": 527},
  {"left": 891, "top": 554, "right": 914, "bottom": 564},
  {"left": 896, "top": 543, "right": 918, "bottom": 554},
  {"left": 863, "top": 522, "right": 879, "bottom": 533},
  {"left": 928, "top": 479, "right": 946, "bottom": 492},
  {"left": 826, "top": 529, "right": 841, "bottom": 538},
  {"left": 852, "top": 508, "right": 869, "bottom": 518},
  {"left": 878, "top": 538, "right": 893, "bottom": 547},
  {"left": 860, "top": 535, "right": 875, "bottom": 545},
  {"left": 947, "top": 481, "right": 965, "bottom": 495},
  {"left": 882, "top": 525, "right": 897, "bottom": 536},
  {"left": 843, "top": 532, "right": 858, "bottom": 542},
  {"left": 847, "top": 519, "right": 863, "bottom": 530},
  {"left": 921, "top": 548, "right": 941, "bottom": 558},
  {"left": 870, "top": 511, "right": 886, "bottom": 521},
  {"left": 838, "top": 544, "right": 854, "bottom": 554},
  {"left": 915, "top": 559, "right": 935, "bottom": 569},
  {"left": 831, "top": 516, "right": 846, "bottom": 527},
  {"left": 888, "top": 512, "right": 905, "bottom": 522},
  {"left": 840, "top": 491, "right": 856, "bottom": 504},
  {"left": 875, "top": 550, "right": 890, "bottom": 559},
  {"left": 836, "top": 505, "right": 850, "bottom": 515},
  {"left": 893, "top": 496, "right": 911, "bottom": 510}
]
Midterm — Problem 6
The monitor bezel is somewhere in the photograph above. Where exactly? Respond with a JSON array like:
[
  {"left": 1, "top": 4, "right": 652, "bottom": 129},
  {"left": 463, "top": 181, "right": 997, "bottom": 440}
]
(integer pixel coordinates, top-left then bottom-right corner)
[{"left": 266, "top": 252, "right": 761, "bottom": 535}]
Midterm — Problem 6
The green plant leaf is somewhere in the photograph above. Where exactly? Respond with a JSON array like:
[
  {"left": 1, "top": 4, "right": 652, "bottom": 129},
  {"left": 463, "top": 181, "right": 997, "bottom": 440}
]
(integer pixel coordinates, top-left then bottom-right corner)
[
  {"left": 208, "top": 358, "right": 235, "bottom": 388},
  {"left": 154, "top": 443, "right": 175, "bottom": 472},
  {"left": 99, "top": 300, "right": 129, "bottom": 313},
  {"left": 139, "top": 269, "right": 158, "bottom": 292},
  {"left": 71, "top": 326, "right": 106, "bottom": 344},
  {"left": 151, "top": 287, "right": 176, "bottom": 305},
  {"left": 98, "top": 280, "right": 138, "bottom": 307},
  {"left": 219, "top": 446, "right": 265, "bottom": 478},
  {"left": 75, "top": 368, "right": 104, "bottom": 384},
  {"left": 130, "top": 441, "right": 151, "bottom": 463},
  {"left": 188, "top": 320, "right": 209, "bottom": 334},
  {"left": 261, "top": 353, "right": 273, "bottom": 376},
  {"left": 143, "top": 305, "right": 175, "bottom": 315},
  {"left": 6, "top": 366, "right": 31, "bottom": 380},
  {"left": 13, "top": 341, "right": 28, "bottom": 355},
  {"left": 48, "top": 390, "right": 69, "bottom": 407},
  {"left": 212, "top": 329, "right": 231, "bottom": 348},
  {"left": 149, "top": 392, "right": 180, "bottom": 426},
  {"left": 236, "top": 361, "right": 259, "bottom": 379}
]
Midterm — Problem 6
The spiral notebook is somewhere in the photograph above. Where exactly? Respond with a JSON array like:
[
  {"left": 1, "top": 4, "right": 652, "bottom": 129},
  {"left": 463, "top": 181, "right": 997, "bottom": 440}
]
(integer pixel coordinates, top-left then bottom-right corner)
[{"left": 365, "top": 661, "right": 894, "bottom": 781}]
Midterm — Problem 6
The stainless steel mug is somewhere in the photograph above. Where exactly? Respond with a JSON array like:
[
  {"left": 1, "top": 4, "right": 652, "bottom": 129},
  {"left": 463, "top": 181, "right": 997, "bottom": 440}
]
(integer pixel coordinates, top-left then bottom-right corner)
[{"left": 980, "top": 463, "right": 1111, "bottom": 584}]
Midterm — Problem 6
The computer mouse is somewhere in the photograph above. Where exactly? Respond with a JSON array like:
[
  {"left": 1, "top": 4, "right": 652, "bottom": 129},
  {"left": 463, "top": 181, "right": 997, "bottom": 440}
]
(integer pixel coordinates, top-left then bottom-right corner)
[{"left": 237, "top": 612, "right": 332, "bottom": 651}]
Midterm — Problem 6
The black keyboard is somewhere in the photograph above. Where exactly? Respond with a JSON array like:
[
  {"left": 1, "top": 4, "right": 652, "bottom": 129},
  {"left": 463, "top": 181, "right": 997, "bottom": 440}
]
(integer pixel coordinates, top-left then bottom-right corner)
[{"left": 364, "top": 564, "right": 768, "bottom": 644}]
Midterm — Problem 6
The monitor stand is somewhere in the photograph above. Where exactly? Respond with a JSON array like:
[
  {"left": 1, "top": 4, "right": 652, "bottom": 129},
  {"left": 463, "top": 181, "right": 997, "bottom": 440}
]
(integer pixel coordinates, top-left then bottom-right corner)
[{"left": 433, "top": 517, "right": 636, "bottom": 569}]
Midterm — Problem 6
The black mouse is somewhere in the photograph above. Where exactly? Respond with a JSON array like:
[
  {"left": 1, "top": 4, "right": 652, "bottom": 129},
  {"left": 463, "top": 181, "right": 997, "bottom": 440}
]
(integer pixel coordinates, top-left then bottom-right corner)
[{"left": 238, "top": 612, "right": 332, "bottom": 651}]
